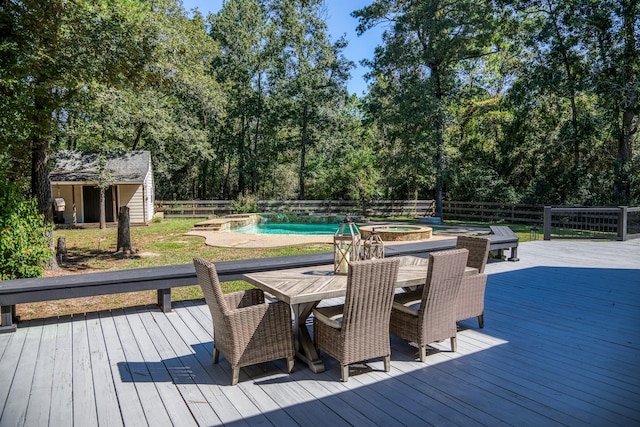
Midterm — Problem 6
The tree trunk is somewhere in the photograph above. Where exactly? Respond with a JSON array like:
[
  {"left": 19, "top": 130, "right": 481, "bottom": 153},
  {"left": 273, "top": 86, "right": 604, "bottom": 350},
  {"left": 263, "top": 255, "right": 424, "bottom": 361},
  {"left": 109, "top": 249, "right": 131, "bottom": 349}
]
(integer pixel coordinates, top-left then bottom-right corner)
[
  {"left": 433, "top": 65, "right": 444, "bottom": 219},
  {"left": 238, "top": 83, "right": 248, "bottom": 196},
  {"left": 132, "top": 122, "right": 145, "bottom": 150},
  {"left": 32, "top": 137, "right": 54, "bottom": 224},
  {"left": 117, "top": 206, "right": 131, "bottom": 254},
  {"left": 31, "top": 76, "right": 58, "bottom": 271},
  {"left": 252, "top": 73, "right": 263, "bottom": 195},
  {"left": 56, "top": 237, "right": 67, "bottom": 263},
  {"left": 99, "top": 187, "right": 106, "bottom": 229},
  {"left": 550, "top": 5, "right": 581, "bottom": 172},
  {"left": 299, "top": 104, "right": 309, "bottom": 200},
  {"left": 614, "top": 0, "right": 638, "bottom": 200}
]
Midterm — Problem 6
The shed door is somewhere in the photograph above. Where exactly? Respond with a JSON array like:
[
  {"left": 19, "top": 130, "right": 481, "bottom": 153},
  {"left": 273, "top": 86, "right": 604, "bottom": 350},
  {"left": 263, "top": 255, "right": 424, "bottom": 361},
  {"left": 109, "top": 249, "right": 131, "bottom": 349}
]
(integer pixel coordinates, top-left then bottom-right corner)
[{"left": 83, "top": 186, "right": 118, "bottom": 223}]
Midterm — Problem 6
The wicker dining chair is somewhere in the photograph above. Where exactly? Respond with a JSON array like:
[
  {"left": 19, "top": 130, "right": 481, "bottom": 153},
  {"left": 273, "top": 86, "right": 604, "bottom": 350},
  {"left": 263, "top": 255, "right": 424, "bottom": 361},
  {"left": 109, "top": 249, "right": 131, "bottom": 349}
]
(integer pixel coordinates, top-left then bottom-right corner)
[
  {"left": 390, "top": 248, "right": 468, "bottom": 362},
  {"left": 455, "top": 236, "right": 490, "bottom": 328},
  {"left": 193, "top": 257, "right": 294, "bottom": 385},
  {"left": 313, "top": 257, "right": 401, "bottom": 382}
]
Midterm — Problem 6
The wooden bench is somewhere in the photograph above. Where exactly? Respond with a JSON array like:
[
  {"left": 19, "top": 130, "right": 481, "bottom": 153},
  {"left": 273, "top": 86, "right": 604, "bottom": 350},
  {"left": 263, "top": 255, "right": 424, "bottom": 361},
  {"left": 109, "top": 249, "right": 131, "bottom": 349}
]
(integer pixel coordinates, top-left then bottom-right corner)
[
  {"left": 0, "top": 253, "right": 342, "bottom": 334},
  {"left": 488, "top": 225, "right": 520, "bottom": 262},
  {"left": 0, "top": 230, "right": 521, "bottom": 333},
  {"left": 0, "top": 238, "right": 467, "bottom": 333}
]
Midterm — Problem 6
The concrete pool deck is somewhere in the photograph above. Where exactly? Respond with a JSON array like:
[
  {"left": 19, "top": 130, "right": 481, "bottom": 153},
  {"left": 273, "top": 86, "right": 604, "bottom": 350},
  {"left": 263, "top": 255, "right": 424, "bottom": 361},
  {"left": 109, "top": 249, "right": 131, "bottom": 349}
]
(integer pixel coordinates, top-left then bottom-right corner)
[{"left": 185, "top": 224, "right": 481, "bottom": 248}]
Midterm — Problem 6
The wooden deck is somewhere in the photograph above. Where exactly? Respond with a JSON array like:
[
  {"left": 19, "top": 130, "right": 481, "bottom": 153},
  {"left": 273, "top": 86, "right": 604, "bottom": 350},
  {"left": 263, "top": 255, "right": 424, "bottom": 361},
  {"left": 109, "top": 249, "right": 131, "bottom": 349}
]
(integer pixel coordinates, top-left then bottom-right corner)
[{"left": 1, "top": 239, "right": 639, "bottom": 426}]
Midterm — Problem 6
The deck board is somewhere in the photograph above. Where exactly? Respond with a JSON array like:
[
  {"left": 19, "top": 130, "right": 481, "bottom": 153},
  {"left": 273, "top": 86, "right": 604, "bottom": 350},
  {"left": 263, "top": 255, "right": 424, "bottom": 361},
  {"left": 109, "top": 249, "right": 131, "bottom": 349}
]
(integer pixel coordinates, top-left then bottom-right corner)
[
  {"left": 23, "top": 317, "right": 57, "bottom": 427},
  {"left": 0, "top": 239, "right": 639, "bottom": 426},
  {"left": 385, "top": 338, "right": 557, "bottom": 426},
  {"left": 2, "top": 319, "right": 42, "bottom": 427},
  {"left": 0, "top": 321, "right": 26, "bottom": 419},
  {"left": 49, "top": 317, "right": 73, "bottom": 427},
  {"left": 86, "top": 312, "right": 125, "bottom": 427},
  {"left": 109, "top": 307, "right": 174, "bottom": 426},
  {"left": 98, "top": 310, "right": 148, "bottom": 426},
  {"left": 72, "top": 314, "right": 99, "bottom": 425},
  {"left": 185, "top": 302, "right": 307, "bottom": 426},
  {"left": 122, "top": 306, "right": 199, "bottom": 427}
]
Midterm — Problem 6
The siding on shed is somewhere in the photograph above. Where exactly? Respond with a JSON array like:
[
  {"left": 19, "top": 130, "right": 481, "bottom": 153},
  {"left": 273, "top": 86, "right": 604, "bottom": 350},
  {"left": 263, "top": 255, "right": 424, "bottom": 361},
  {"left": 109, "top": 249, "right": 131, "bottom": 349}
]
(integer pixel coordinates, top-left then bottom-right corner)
[
  {"left": 119, "top": 184, "right": 144, "bottom": 223},
  {"left": 143, "top": 169, "right": 155, "bottom": 223}
]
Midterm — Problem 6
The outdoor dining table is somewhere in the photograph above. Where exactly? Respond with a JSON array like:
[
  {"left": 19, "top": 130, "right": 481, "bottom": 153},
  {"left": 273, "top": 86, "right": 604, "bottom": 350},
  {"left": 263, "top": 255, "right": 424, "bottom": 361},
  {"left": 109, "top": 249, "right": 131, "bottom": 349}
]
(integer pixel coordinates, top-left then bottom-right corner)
[{"left": 243, "top": 255, "right": 478, "bottom": 373}]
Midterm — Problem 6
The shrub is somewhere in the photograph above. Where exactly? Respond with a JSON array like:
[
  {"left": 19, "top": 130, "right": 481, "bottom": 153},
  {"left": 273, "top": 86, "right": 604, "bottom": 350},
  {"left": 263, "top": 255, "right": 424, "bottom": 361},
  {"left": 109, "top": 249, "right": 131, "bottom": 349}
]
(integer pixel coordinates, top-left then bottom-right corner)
[
  {"left": 0, "top": 180, "right": 53, "bottom": 280},
  {"left": 231, "top": 193, "right": 258, "bottom": 214}
]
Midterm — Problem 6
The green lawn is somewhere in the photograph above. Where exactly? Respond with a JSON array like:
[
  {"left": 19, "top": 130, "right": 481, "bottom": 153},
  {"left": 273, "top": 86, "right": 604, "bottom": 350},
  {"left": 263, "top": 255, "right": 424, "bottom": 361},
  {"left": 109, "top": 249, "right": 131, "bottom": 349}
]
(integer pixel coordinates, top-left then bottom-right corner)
[{"left": 52, "top": 218, "right": 330, "bottom": 304}]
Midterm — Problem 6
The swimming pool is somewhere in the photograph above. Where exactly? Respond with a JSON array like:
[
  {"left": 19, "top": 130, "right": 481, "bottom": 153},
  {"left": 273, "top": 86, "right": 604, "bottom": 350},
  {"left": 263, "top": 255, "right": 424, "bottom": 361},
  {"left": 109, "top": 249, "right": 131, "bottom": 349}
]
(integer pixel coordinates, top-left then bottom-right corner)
[
  {"left": 232, "top": 221, "right": 440, "bottom": 237},
  {"left": 232, "top": 222, "right": 341, "bottom": 235}
]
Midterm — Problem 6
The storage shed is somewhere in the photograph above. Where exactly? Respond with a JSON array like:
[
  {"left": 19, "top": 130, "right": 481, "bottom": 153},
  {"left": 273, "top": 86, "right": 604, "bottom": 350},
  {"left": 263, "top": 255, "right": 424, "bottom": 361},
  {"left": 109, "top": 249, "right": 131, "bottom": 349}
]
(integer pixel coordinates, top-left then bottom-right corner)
[{"left": 50, "top": 150, "right": 154, "bottom": 225}]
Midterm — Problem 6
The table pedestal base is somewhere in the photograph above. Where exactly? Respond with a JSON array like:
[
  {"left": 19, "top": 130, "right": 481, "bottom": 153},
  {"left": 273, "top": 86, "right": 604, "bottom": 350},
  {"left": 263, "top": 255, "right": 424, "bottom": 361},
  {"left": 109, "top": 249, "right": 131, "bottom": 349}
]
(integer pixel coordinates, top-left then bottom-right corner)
[{"left": 292, "top": 302, "right": 325, "bottom": 373}]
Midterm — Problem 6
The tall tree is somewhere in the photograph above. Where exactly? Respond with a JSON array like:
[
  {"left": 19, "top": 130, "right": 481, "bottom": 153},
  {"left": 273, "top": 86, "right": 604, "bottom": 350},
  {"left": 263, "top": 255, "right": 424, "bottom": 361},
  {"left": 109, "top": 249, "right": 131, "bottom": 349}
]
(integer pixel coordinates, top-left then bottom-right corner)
[
  {"left": 582, "top": 0, "right": 639, "bottom": 201},
  {"left": 501, "top": 0, "right": 638, "bottom": 204},
  {"left": 210, "top": 0, "right": 269, "bottom": 197},
  {"left": 268, "top": 0, "right": 352, "bottom": 200},
  {"left": 355, "top": 0, "right": 499, "bottom": 217}
]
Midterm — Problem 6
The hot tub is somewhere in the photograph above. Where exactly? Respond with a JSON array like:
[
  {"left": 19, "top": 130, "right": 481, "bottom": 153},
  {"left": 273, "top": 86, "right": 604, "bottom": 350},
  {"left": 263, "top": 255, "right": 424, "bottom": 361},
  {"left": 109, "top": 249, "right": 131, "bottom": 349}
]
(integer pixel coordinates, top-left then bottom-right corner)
[{"left": 359, "top": 224, "right": 432, "bottom": 241}]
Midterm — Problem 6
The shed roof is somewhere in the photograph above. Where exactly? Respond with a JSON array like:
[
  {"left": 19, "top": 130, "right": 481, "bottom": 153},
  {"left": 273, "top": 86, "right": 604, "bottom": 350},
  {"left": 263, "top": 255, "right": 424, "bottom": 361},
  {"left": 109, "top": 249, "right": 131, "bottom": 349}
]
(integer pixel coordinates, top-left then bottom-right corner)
[{"left": 50, "top": 150, "right": 151, "bottom": 183}]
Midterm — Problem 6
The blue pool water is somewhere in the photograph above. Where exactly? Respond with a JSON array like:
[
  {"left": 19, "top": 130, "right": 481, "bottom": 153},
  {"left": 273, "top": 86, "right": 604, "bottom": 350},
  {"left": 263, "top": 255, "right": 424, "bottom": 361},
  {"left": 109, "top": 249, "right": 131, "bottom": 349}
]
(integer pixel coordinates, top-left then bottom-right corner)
[
  {"left": 233, "top": 222, "right": 341, "bottom": 235},
  {"left": 232, "top": 222, "right": 441, "bottom": 236}
]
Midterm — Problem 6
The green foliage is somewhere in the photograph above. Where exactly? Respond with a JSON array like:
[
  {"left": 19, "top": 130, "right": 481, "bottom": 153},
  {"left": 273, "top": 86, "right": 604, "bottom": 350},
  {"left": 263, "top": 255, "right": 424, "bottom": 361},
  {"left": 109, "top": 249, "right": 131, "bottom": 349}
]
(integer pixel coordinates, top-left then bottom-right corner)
[
  {"left": 231, "top": 193, "right": 258, "bottom": 214},
  {"left": 0, "top": 174, "right": 53, "bottom": 280},
  {"left": 355, "top": 0, "right": 500, "bottom": 212},
  {"left": 2, "top": 0, "right": 638, "bottom": 214},
  {"left": 206, "top": 0, "right": 354, "bottom": 200}
]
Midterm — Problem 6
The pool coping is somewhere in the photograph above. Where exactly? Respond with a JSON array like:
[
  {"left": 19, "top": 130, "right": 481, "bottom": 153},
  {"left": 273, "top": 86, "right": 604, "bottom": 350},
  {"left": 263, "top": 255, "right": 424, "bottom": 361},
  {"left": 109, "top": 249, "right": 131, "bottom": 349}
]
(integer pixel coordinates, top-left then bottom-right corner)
[{"left": 185, "top": 222, "right": 484, "bottom": 249}]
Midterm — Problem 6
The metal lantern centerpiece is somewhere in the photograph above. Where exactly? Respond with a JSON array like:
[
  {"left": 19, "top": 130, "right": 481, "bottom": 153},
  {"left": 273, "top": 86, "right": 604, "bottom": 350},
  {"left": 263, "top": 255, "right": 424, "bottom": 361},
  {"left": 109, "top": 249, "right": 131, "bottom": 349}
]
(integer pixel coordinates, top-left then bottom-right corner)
[
  {"left": 362, "top": 227, "right": 384, "bottom": 260},
  {"left": 333, "top": 214, "right": 361, "bottom": 275}
]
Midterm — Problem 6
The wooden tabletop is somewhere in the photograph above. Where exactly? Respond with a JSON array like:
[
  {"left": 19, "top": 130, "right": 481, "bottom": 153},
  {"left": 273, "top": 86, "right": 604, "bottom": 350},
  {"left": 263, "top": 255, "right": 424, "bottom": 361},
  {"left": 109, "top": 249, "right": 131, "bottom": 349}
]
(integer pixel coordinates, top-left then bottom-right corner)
[{"left": 243, "top": 256, "right": 477, "bottom": 305}]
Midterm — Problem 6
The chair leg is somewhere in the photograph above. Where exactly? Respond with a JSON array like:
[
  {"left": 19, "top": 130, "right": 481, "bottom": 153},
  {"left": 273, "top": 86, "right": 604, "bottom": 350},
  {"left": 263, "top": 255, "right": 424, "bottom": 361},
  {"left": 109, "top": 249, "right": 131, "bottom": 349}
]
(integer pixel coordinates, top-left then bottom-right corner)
[
  {"left": 213, "top": 346, "right": 220, "bottom": 364},
  {"left": 231, "top": 367, "right": 240, "bottom": 386},
  {"left": 418, "top": 347, "right": 426, "bottom": 362},
  {"left": 478, "top": 313, "right": 484, "bottom": 329},
  {"left": 450, "top": 336, "right": 457, "bottom": 352},
  {"left": 287, "top": 356, "right": 295, "bottom": 373},
  {"left": 341, "top": 365, "right": 349, "bottom": 382},
  {"left": 383, "top": 355, "right": 390, "bottom": 372}
]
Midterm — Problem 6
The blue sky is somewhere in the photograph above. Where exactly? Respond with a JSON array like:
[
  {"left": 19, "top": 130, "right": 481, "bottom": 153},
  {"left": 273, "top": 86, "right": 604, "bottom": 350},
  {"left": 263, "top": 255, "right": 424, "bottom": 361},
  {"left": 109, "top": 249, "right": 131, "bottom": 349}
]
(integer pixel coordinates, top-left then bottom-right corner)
[{"left": 180, "top": 0, "right": 384, "bottom": 95}]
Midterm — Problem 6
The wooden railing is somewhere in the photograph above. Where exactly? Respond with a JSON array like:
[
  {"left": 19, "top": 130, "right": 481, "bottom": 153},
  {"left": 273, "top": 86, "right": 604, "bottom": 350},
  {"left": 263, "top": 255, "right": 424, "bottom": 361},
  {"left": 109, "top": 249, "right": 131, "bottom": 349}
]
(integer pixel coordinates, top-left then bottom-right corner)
[
  {"left": 543, "top": 206, "right": 640, "bottom": 241},
  {"left": 155, "top": 199, "right": 436, "bottom": 218},
  {"left": 442, "top": 201, "right": 544, "bottom": 224}
]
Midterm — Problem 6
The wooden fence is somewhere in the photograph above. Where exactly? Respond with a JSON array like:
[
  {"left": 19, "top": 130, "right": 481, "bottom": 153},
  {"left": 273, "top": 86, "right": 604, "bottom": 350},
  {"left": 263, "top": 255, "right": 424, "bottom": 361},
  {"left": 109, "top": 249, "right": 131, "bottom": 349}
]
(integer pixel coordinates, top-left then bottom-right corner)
[
  {"left": 155, "top": 199, "right": 541, "bottom": 221},
  {"left": 442, "top": 201, "right": 544, "bottom": 224},
  {"left": 155, "top": 200, "right": 640, "bottom": 240},
  {"left": 155, "top": 199, "right": 436, "bottom": 218}
]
